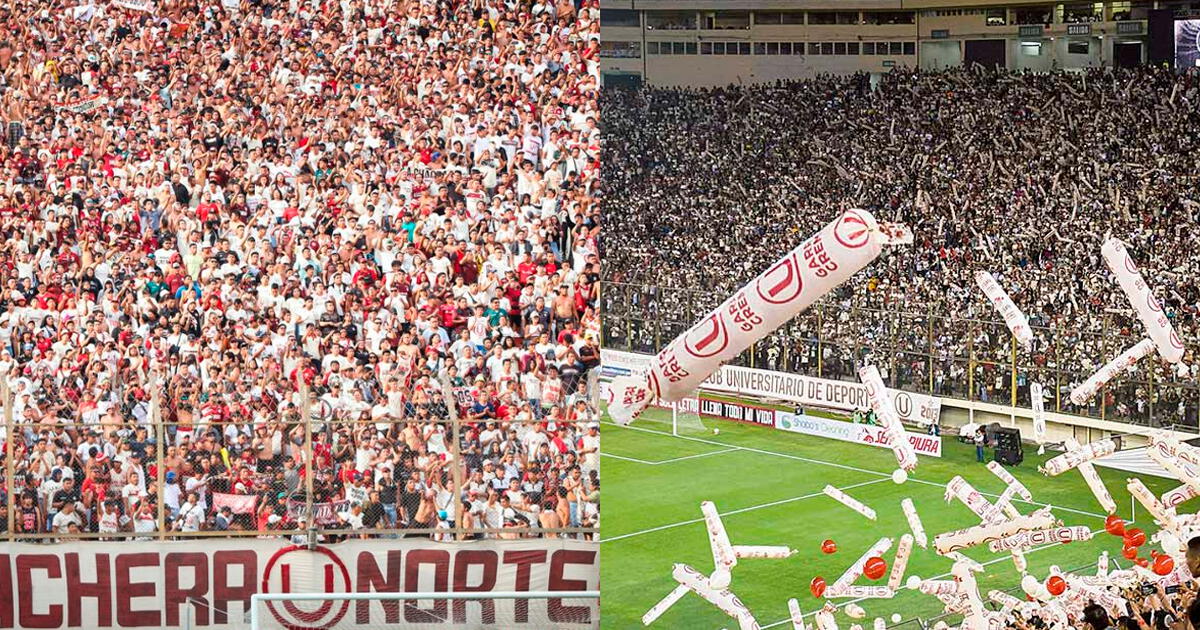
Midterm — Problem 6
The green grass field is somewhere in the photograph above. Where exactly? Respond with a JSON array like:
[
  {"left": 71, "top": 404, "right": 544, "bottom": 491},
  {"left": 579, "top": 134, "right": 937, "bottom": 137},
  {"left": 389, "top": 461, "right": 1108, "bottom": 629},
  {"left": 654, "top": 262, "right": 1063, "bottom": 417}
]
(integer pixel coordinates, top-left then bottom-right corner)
[{"left": 600, "top": 405, "right": 1180, "bottom": 629}]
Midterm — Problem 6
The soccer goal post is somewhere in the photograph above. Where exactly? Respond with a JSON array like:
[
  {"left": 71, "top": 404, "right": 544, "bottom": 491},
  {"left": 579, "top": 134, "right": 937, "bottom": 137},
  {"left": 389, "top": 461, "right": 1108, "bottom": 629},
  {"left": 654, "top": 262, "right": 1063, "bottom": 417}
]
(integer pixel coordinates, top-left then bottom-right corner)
[{"left": 249, "top": 590, "right": 600, "bottom": 629}]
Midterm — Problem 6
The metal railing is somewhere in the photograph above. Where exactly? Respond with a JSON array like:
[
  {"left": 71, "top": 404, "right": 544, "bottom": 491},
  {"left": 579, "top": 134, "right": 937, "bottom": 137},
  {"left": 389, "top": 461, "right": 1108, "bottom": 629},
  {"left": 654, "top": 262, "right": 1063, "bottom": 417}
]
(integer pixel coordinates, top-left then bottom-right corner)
[
  {"left": 1, "top": 369, "right": 601, "bottom": 542},
  {"left": 602, "top": 281, "right": 1200, "bottom": 427}
]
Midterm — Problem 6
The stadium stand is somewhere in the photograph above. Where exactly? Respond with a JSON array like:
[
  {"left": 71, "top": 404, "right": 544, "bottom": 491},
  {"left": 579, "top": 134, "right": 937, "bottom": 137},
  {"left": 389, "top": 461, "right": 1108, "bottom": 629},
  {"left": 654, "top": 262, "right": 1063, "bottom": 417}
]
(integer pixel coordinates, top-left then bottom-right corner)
[
  {"left": 603, "top": 66, "right": 1200, "bottom": 429},
  {"left": 0, "top": 0, "right": 601, "bottom": 544}
]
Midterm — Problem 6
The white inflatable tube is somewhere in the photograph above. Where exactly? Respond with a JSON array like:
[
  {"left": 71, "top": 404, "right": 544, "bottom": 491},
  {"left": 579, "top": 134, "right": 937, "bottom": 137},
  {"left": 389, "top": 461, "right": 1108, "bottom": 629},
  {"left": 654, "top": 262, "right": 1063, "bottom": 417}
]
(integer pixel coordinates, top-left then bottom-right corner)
[
  {"left": 1162, "top": 483, "right": 1198, "bottom": 508},
  {"left": 1128, "top": 477, "right": 1179, "bottom": 533},
  {"left": 859, "top": 364, "right": 918, "bottom": 472},
  {"left": 1030, "top": 382, "right": 1048, "bottom": 445},
  {"left": 607, "top": 210, "right": 911, "bottom": 424},
  {"left": 987, "top": 485, "right": 1019, "bottom": 524},
  {"left": 824, "top": 485, "right": 877, "bottom": 521},
  {"left": 1039, "top": 438, "right": 1116, "bottom": 476},
  {"left": 944, "top": 552, "right": 985, "bottom": 574},
  {"left": 813, "top": 603, "right": 839, "bottom": 630},
  {"left": 831, "top": 537, "right": 893, "bottom": 591},
  {"left": 1078, "top": 460, "right": 1118, "bottom": 514},
  {"left": 917, "top": 580, "right": 958, "bottom": 596},
  {"left": 933, "top": 508, "right": 1056, "bottom": 554},
  {"left": 1069, "top": 339, "right": 1156, "bottom": 406},
  {"left": 1102, "top": 237, "right": 1185, "bottom": 364},
  {"left": 887, "top": 535, "right": 913, "bottom": 592},
  {"left": 987, "top": 526, "right": 1094, "bottom": 552},
  {"left": 901, "top": 498, "right": 928, "bottom": 549},
  {"left": 642, "top": 584, "right": 689, "bottom": 626},
  {"left": 975, "top": 271, "right": 1033, "bottom": 349},
  {"left": 701, "top": 501, "right": 738, "bottom": 588},
  {"left": 1010, "top": 549, "right": 1027, "bottom": 573},
  {"left": 821, "top": 585, "right": 895, "bottom": 600},
  {"left": 788, "top": 598, "right": 806, "bottom": 630},
  {"left": 1147, "top": 446, "right": 1200, "bottom": 497},
  {"left": 733, "top": 545, "right": 796, "bottom": 559},
  {"left": 987, "top": 590, "right": 1024, "bottom": 610},
  {"left": 671, "top": 564, "right": 760, "bottom": 630},
  {"left": 944, "top": 476, "right": 1002, "bottom": 524},
  {"left": 986, "top": 461, "right": 1033, "bottom": 502},
  {"left": 951, "top": 561, "right": 986, "bottom": 620}
]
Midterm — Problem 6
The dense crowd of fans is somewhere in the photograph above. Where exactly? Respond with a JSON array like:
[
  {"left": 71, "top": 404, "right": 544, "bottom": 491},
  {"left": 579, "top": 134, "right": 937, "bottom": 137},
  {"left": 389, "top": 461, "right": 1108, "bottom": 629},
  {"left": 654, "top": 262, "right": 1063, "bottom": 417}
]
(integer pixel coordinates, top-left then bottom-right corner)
[
  {"left": 994, "top": 540, "right": 1200, "bottom": 629},
  {"left": 603, "top": 66, "right": 1200, "bottom": 428},
  {"left": 0, "top": 0, "right": 601, "bottom": 540}
]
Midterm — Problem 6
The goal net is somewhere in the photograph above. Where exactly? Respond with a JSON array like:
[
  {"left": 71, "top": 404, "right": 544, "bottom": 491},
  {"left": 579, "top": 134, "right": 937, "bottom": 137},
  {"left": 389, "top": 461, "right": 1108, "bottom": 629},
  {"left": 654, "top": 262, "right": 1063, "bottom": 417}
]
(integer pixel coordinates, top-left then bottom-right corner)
[{"left": 248, "top": 590, "right": 600, "bottom": 629}]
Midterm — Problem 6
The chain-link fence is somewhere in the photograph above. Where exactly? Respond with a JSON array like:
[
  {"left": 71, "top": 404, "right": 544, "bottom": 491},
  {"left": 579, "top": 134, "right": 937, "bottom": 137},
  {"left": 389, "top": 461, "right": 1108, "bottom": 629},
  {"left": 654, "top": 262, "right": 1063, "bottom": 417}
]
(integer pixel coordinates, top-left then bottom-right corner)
[
  {"left": 1, "top": 368, "right": 601, "bottom": 542},
  {"left": 603, "top": 282, "right": 1200, "bottom": 428}
]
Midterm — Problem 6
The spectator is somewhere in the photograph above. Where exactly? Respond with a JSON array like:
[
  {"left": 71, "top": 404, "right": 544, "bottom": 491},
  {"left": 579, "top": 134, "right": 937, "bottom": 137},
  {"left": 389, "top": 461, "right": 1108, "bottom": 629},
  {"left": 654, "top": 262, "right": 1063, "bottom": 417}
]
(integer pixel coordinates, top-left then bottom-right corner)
[
  {"left": 0, "top": 0, "right": 600, "bottom": 542},
  {"left": 604, "top": 67, "right": 1200, "bottom": 428}
]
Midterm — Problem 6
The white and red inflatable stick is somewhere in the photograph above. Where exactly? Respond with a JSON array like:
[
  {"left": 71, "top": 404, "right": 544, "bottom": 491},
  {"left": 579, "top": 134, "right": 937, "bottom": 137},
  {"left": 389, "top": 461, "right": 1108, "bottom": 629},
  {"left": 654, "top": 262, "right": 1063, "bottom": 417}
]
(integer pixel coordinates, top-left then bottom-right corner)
[
  {"left": 824, "top": 485, "right": 877, "bottom": 521},
  {"left": 1127, "top": 478, "right": 1180, "bottom": 533},
  {"left": 701, "top": 501, "right": 738, "bottom": 588},
  {"left": 813, "top": 603, "right": 839, "bottom": 630},
  {"left": 901, "top": 498, "right": 928, "bottom": 549},
  {"left": 887, "top": 535, "right": 913, "bottom": 592},
  {"left": 1077, "top": 459, "right": 1118, "bottom": 514},
  {"left": 1101, "top": 237, "right": 1186, "bottom": 367},
  {"left": 917, "top": 580, "right": 959, "bottom": 596},
  {"left": 1039, "top": 438, "right": 1116, "bottom": 476},
  {"left": 933, "top": 508, "right": 1057, "bottom": 554},
  {"left": 831, "top": 537, "right": 893, "bottom": 591},
  {"left": 606, "top": 210, "right": 912, "bottom": 425},
  {"left": 859, "top": 364, "right": 918, "bottom": 472},
  {"left": 822, "top": 585, "right": 896, "bottom": 599},
  {"left": 986, "top": 461, "right": 1033, "bottom": 502},
  {"left": 642, "top": 584, "right": 689, "bottom": 626},
  {"left": 1162, "top": 483, "right": 1198, "bottom": 509},
  {"left": 975, "top": 271, "right": 1033, "bottom": 349},
  {"left": 1069, "top": 339, "right": 1156, "bottom": 406},
  {"left": 987, "top": 526, "right": 1094, "bottom": 552},
  {"left": 645, "top": 564, "right": 760, "bottom": 630},
  {"left": 1030, "top": 382, "right": 1048, "bottom": 447},
  {"left": 787, "top": 599, "right": 806, "bottom": 630},
  {"left": 945, "top": 476, "right": 1002, "bottom": 524},
  {"left": 732, "top": 546, "right": 796, "bottom": 559}
]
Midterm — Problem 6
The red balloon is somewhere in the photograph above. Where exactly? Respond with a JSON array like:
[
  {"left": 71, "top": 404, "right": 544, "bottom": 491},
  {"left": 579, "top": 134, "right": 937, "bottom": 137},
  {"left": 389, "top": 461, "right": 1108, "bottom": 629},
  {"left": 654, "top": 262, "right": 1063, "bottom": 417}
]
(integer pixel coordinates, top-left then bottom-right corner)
[
  {"left": 1104, "top": 514, "right": 1126, "bottom": 537},
  {"left": 1135, "top": 557, "right": 1150, "bottom": 568},
  {"left": 1125, "top": 528, "right": 1147, "bottom": 548},
  {"left": 810, "top": 576, "right": 826, "bottom": 598},
  {"left": 1154, "top": 555, "right": 1175, "bottom": 576},
  {"left": 821, "top": 539, "right": 838, "bottom": 554},
  {"left": 863, "top": 557, "right": 888, "bottom": 581},
  {"left": 1122, "top": 544, "right": 1138, "bottom": 560},
  {"left": 1045, "top": 575, "right": 1067, "bottom": 596}
]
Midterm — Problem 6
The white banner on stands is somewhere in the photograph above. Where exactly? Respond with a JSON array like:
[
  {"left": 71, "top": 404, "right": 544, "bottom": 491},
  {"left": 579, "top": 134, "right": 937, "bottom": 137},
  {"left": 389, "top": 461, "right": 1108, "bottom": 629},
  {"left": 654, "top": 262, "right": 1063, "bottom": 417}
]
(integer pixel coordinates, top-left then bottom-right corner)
[
  {"left": 602, "top": 349, "right": 942, "bottom": 425},
  {"left": 0, "top": 538, "right": 597, "bottom": 629}
]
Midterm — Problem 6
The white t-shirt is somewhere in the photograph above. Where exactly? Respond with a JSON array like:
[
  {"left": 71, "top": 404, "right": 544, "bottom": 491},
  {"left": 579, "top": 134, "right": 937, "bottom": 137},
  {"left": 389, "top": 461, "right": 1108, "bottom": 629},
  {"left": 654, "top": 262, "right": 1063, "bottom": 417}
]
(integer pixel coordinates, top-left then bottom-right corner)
[{"left": 52, "top": 510, "right": 82, "bottom": 533}]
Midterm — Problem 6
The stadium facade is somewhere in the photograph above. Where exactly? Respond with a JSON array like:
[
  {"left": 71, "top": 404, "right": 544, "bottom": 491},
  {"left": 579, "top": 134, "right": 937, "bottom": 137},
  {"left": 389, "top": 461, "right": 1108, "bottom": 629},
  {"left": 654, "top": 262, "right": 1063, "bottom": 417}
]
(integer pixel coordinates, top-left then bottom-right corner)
[{"left": 600, "top": 0, "right": 1178, "bottom": 86}]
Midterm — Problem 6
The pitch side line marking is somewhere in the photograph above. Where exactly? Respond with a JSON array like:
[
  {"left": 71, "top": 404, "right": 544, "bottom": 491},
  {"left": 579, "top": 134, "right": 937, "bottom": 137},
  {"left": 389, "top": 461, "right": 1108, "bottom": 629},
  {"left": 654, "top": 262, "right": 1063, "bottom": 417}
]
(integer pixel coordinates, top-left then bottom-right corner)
[
  {"left": 601, "top": 478, "right": 889, "bottom": 543},
  {"left": 602, "top": 421, "right": 1111, "bottom": 520},
  {"left": 602, "top": 448, "right": 739, "bottom": 466}
]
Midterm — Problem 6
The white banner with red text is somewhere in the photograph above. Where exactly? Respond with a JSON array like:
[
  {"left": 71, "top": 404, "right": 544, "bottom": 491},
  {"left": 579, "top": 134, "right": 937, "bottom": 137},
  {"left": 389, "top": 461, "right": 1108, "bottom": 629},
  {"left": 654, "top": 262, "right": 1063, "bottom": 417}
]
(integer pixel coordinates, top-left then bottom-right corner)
[
  {"left": 601, "top": 349, "right": 942, "bottom": 425},
  {"left": 775, "top": 411, "right": 943, "bottom": 457},
  {"left": 0, "top": 538, "right": 597, "bottom": 629}
]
